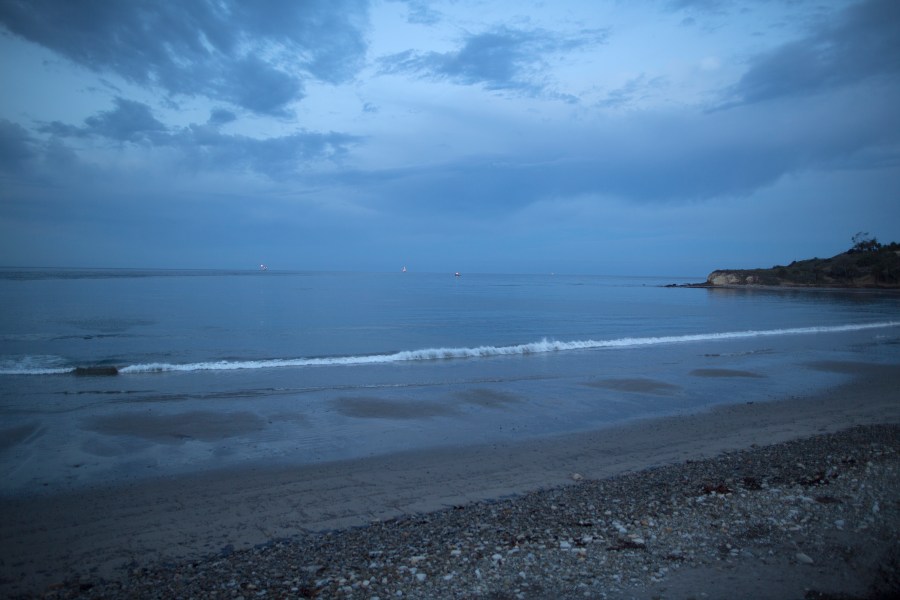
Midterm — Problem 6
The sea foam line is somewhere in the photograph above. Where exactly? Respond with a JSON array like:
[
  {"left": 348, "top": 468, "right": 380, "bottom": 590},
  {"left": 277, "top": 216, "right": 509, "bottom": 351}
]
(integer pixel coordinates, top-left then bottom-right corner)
[
  {"left": 115, "top": 321, "right": 898, "bottom": 374},
  {"left": 2, "top": 321, "right": 895, "bottom": 376}
]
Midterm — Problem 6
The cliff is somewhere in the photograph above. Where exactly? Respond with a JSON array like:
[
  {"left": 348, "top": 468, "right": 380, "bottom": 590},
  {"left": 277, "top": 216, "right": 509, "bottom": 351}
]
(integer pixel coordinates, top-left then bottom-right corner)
[{"left": 702, "top": 242, "right": 900, "bottom": 289}]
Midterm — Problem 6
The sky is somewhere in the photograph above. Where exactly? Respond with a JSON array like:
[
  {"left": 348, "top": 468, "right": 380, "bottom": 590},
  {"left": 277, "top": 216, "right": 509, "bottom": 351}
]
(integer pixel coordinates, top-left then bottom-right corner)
[{"left": 1, "top": 0, "right": 899, "bottom": 276}]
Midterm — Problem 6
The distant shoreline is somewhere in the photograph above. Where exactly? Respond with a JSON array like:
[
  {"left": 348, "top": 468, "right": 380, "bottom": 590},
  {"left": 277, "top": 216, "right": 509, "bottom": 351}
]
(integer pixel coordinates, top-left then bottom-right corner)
[
  {"left": 668, "top": 243, "right": 900, "bottom": 290},
  {"left": 667, "top": 281, "right": 900, "bottom": 292}
]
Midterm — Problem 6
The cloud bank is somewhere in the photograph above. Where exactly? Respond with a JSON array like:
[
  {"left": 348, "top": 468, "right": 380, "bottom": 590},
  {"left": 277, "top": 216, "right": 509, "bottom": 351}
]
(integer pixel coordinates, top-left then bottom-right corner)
[
  {"left": 0, "top": 0, "right": 370, "bottom": 115},
  {"left": 0, "top": 0, "right": 898, "bottom": 273}
]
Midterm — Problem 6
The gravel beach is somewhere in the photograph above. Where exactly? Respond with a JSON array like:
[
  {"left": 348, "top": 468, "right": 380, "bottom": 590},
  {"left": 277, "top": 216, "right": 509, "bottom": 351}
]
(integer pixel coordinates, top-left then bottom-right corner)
[
  {"left": 2, "top": 362, "right": 899, "bottom": 599},
  {"left": 29, "top": 424, "right": 900, "bottom": 600}
]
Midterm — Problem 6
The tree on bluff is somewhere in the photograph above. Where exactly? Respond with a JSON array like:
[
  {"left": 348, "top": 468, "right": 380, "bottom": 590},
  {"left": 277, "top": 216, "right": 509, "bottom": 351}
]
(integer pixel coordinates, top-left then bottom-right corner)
[{"left": 849, "top": 232, "right": 882, "bottom": 254}]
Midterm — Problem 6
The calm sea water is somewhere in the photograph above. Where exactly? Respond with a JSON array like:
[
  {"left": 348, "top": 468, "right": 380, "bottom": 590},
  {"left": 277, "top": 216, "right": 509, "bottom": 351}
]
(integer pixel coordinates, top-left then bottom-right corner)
[{"left": 1, "top": 268, "right": 899, "bottom": 493}]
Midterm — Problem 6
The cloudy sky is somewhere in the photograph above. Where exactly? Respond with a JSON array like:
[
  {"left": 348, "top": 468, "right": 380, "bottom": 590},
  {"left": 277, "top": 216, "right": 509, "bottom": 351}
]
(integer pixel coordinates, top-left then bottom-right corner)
[{"left": 1, "top": 0, "right": 898, "bottom": 275}]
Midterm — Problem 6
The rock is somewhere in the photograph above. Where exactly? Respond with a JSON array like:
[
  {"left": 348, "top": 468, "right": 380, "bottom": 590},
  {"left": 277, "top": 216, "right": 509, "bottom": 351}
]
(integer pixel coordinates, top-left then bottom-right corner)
[
  {"left": 795, "top": 552, "right": 814, "bottom": 565},
  {"left": 702, "top": 483, "right": 733, "bottom": 495},
  {"left": 73, "top": 365, "right": 119, "bottom": 376},
  {"left": 707, "top": 271, "right": 742, "bottom": 286}
]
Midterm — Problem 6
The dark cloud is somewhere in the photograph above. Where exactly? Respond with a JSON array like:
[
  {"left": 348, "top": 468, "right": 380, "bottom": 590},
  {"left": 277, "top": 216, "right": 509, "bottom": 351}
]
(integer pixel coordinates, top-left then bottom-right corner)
[
  {"left": 726, "top": 0, "right": 900, "bottom": 105},
  {"left": 379, "top": 26, "right": 608, "bottom": 95},
  {"left": 0, "top": 0, "right": 370, "bottom": 116},
  {"left": 38, "top": 97, "right": 166, "bottom": 144},
  {"left": 208, "top": 109, "right": 237, "bottom": 127},
  {"left": 0, "top": 119, "right": 36, "bottom": 172},
  {"left": 83, "top": 98, "right": 168, "bottom": 143},
  {"left": 35, "top": 98, "right": 360, "bottom": 179},
  {"left": 226, "top": 54, "right": 302, "bottom": 116},
  {"left": 176, "top": 125, "right": 360, "bottom": 179},
  {"left": 1, "top": 119, "right": 79, "bottom": 176}
]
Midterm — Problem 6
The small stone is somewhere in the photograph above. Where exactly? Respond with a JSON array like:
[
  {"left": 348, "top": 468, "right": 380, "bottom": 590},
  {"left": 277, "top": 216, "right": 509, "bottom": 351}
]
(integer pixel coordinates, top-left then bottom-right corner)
[
  {"left": 572, "top": 473, "right": 584, "bottom": 481},
  {"left": 795, "top": 552, "right": 814, "bottom": 565},
  {"left": 415, "top": 573, "right": 427, "bottom": 583},
  {"left": 559, "top": 541, "right": 572, "bottom": 550}
]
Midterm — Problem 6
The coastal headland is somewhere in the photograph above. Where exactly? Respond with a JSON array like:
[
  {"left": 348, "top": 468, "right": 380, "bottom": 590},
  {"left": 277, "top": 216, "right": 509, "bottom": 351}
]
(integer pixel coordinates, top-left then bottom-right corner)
[
  {"left": 2, "top": 361, "right": 899, "bottom": 599},
  {"left": 677, "top": 238, "right": 900, "bottom": 289}
]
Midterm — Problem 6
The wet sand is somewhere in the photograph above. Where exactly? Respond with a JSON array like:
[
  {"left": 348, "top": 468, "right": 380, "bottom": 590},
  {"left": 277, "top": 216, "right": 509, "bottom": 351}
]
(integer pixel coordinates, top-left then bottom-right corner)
[{"left": 1, "top": 361, "right": 898, "bottom": 597}]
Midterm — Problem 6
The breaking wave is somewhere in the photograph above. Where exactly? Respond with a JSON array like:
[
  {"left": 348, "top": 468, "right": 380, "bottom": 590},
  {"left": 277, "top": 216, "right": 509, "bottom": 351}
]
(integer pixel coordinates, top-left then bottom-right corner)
[
  {"left": 2, "top": 321, "right": 896, "bottom": 376},
  {"left": 121, "top": 321, "right": 899, "bottom": 373}
]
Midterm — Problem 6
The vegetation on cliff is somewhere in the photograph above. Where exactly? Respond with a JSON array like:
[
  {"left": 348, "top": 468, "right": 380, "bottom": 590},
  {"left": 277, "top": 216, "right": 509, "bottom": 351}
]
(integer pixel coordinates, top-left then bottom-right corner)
[{"left": 704, "top": 233, "right": 900, "bottom": 289}]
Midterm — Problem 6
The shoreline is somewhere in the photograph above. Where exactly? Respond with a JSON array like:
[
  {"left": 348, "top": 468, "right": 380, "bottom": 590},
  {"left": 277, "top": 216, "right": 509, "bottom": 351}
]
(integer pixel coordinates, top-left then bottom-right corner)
[
  {"left": 2, "top": 361, "right": 899, "bottom": 598},
  {"left": 667, "top": 282, "right": 900, "bottom": 292}
]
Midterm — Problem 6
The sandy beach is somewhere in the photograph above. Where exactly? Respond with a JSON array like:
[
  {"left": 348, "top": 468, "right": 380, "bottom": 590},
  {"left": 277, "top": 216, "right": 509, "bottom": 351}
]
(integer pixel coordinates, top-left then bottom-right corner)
[{"left": 2, "top": 360, "right": 899, "bottom": 598}]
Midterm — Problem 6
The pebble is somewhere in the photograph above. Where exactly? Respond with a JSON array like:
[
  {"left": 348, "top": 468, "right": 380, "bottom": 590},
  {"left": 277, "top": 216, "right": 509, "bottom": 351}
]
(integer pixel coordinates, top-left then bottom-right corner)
[{"left": 40, "top": 424, "right": 900, "bottom": 600}]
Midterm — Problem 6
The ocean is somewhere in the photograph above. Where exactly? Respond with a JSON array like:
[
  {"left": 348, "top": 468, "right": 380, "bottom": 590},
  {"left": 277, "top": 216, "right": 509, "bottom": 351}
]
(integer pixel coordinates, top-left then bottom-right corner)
[{"left": 1, "top": 268, "right": 899, "bottom": 494}]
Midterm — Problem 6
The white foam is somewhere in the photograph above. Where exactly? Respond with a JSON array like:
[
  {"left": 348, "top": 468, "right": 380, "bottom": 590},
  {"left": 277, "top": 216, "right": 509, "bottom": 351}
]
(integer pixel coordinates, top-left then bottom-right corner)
[
  {"left": 0, "top": 355, "right": 73, "bottom": 375},
  {"left": 3, "top": 321, "right": 895, "bottom": 376},
  {"left": 114, "top": 321, "right": 898, "bottom": 374}
]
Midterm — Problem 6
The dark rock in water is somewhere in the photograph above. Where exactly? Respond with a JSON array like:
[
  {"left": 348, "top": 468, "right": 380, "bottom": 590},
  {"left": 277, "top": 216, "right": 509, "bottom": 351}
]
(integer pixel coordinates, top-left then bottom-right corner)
[{"left": 74, "top": 366, "right": 119, "bottom": 376}]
